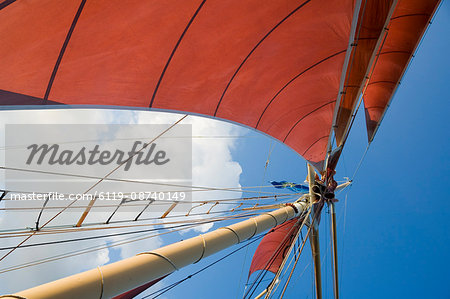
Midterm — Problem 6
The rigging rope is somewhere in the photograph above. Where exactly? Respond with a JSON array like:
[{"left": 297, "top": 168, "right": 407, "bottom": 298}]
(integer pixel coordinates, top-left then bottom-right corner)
[
  {"left": 0, "top": 168, "right": 284, "bottom": 195},
  {"left": 264, "top": 206, "right": 311, "bottom": 298},
  {"left": 339, "top": 190, "right": 350, "bottom": 292},
  {"left": 0, "top": 211, "right": 263, "bottom": 250},
  {"left": 237, "top": 140, "right": 275, "bottom": 297},
  {"left": 0, "top": 115, "right": 188, "bottom": 262},
  {"left": 0, "top": 201, "right": 291, "bottom": 237},
  {"left": 278, "top": 208, "right": 320, "bottom": 298},
  {"left": 0, "top": 208, "right": 269, "bottom": 274},
  {"left": 0, "top": 220, "right": 214, "bottom": 275},
  {"left": 0, "top": 193, "right": 295, "bottom": 211},
  {"left": 1, "top": 210, "right": 262, "bottom": 236},
  {"left": 351, "top": 144, "right": 370, "bottom": 181},
  {"left": 145, "top": 217, "right": 308, "bottom": 299},
  {"left": 243, "top": 217, "right": 305, "bottom": 299}
]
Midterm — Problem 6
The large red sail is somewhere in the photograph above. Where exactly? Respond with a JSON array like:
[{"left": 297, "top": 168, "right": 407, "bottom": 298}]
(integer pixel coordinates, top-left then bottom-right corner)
[
  {"left": 0, "top": 0, "right": 354, "bottom": 169},
  {"left": 0, "top": 0, "right": 440, "bottom": 169}
]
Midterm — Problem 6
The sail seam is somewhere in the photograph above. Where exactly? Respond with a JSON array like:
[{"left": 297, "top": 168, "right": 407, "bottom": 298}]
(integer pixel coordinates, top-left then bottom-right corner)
[
  {"left": 255, "top": 50, "right": 345, "bottom": 129},
  {"left": 0, "top": 0, "right": 16, "bottom": 10},
  {"left": 302, "top": 135, "right": 328, "bottom": 156},
  {"left": 283, "top": 101, "right": 335, "bottom": 142},
  {"left": 248, "top": 218, "right": 258, "bottom": 239},
  {"left": 391, "top": 13, "right": 430, "bottom": 21},
  {"left": 149, "top": 0, "right": 206, "bottom": 108},
  {"left": 367, "top": 80, "right": 397, "bottom": 85},
  {"left": 379, "top": 50, "right": 412, "bottom": 55},
  {"left": 365, "top": 105, "right": 387, "bottom": 110},
  {"left": 213, "top": 0, "right": 312, "bottom": 117},
  {"left": 366, "top": 0, "right": 442, "bottom": 143},
  {"left": 264, "top": 213, "right": 279, "bottom": 227},
  {"left": 43, "top": 0, "right": 86, "bottom": 103}
]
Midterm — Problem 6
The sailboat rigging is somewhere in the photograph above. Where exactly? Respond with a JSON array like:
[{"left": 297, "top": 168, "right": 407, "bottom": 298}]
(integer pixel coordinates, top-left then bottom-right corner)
[{"left": 0, "top": 0, "right": 444, "bottom": 298}]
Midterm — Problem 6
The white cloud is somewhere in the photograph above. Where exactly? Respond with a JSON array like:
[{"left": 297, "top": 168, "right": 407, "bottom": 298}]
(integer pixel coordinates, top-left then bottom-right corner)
[{"left": 0, "top": 108, "right": 243, "bottom": 294}]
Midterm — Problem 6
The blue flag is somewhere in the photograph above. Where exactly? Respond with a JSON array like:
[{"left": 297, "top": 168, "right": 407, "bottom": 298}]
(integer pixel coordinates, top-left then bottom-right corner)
[{"left": 270, "top": 181, "right": 309, "bottom": 193}]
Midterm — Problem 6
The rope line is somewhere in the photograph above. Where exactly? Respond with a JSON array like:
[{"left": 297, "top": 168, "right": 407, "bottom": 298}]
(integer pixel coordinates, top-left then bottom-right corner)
[
  {"left": 278, "top": 207, "right": 321, "bottom": 298},
  {"left": 0, "top": 168, "right": 285, "bottom": 195},
  {"left": 0, "top": 212, "right": 261, "bottom": 250},
  {"left": 0, "top": 115, "right": 188, "bottom": 262}
]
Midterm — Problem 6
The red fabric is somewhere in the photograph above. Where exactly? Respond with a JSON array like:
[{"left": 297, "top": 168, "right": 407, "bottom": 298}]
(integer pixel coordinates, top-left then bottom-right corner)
[
  {"left": 0, "top": 0, "right": 81, "bottom": 98},
  {"left": 248, "top": 219, "right": 299, "bottom": 277},
  {"left": 363, "top": 0, "right": 440, "bottom": 141},
  {"left": 334, "top": 0, "right": 395, "bottom": 145},
  {"left": 112, "top": 275, "right": 167, "bottom": 299},
  {"left": 0, "top": 0, "right": 438, "bottom": 167},
  {"left": 0, "top": 0, "right": 353, "bottom": 168}
]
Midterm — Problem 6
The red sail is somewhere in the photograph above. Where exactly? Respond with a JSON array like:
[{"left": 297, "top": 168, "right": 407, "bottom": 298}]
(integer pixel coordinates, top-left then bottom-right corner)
[
  {"left": 334, "top": 0, "right": 396, "bottom": 145},
  {"left": 0, "top": 0, "right": 354, "bottom": 169},
  {"left": 248, "top": 219, "right": 299, "bottom": 277},
  {"left": 363, "top": 0, "right": 440, "bottom": 142},
  {"left": 0, "top": 0, "right": 440, "bottom": 169}
]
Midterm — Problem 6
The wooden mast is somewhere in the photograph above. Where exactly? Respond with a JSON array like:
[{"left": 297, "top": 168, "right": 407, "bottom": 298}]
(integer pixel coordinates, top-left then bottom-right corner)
[
  {"left": 3, "top": 202, "right": 307, "bottom": 299},
  {"left": 307, "top": 164, "right": 323, "bottom": 299},
  {"left": 329, "top": 201, "right": 339, "bottom": 299}
]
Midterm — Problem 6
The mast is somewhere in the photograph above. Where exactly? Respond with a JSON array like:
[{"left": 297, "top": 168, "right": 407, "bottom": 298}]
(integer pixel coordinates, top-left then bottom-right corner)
[
  {"left": 307, "top": 164, "right": 323, "bottom": 299},
  {"left": 309, "top": 209, "right": 323, "bottom": 299},
  {"left": 329, "top": 201, "right": 339, "bottom": 299},
  {"left": 2, "top": 202, "right": 307, "bottom": 299}
]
